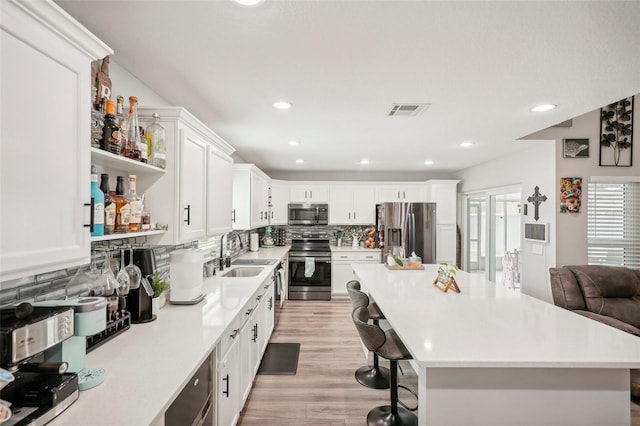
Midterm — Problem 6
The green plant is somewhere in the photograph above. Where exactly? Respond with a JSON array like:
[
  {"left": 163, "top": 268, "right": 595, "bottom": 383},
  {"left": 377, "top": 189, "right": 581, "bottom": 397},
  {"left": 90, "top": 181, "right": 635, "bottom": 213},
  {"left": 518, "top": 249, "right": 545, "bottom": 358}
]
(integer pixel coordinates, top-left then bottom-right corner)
[
  {"left": 437, "top": 262, "right": 459, "bottom": 281},
  {"left": 342, "top": 226, "right": 365, "bottom": 241},
  {"left": 151, "top": 274, "right": 169, "bottom": 298}
]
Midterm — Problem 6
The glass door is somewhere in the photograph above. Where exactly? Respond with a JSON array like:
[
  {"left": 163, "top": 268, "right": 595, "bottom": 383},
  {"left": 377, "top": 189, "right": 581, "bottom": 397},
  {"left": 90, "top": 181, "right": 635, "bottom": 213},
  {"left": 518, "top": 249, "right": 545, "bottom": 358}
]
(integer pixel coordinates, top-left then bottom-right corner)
[
  {"left": 467, "top": 197, "right": 487, "bottom": 274},
  {"left": 492, "top": 193, "right": 522, "bottom": 287}
]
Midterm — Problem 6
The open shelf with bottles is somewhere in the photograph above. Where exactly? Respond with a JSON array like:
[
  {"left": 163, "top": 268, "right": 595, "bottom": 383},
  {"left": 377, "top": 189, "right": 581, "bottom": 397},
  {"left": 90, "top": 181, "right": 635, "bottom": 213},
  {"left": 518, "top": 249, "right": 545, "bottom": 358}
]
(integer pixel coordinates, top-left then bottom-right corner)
[
  {"left": 91, "top": 147, "right": 165, "bottom": 175},
  {"left": 91, "top": 229, "right": 166, "bottom": 242}
]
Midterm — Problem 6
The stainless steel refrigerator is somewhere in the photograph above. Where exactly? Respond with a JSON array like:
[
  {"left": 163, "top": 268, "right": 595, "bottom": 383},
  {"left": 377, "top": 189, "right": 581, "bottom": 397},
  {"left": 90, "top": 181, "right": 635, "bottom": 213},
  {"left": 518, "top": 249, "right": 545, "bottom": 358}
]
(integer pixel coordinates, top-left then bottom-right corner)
[{"left": 376, "top": 202, "right": 437, "bottom": 263}]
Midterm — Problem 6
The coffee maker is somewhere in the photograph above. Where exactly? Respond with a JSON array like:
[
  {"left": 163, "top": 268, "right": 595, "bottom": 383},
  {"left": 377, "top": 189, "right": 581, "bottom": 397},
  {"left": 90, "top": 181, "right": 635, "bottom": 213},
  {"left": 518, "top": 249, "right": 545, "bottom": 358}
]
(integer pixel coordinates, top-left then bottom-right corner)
[
  {"left": 129, "top": 247, "right": 157, "bottom": 323},
  {"left": 35, "top": 297, "right": 108, "bottom": 391},
  {"left": 0, "top": 303, "right": 80, "bottom": 425}
]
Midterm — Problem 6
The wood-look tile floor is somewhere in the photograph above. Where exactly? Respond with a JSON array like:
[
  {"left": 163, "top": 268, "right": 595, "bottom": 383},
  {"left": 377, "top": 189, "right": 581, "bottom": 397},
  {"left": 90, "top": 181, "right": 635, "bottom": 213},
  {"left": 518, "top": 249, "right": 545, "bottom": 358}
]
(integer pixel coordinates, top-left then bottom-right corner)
[{"left": 238, "top": 299, "right": 640, "bottom": 425}]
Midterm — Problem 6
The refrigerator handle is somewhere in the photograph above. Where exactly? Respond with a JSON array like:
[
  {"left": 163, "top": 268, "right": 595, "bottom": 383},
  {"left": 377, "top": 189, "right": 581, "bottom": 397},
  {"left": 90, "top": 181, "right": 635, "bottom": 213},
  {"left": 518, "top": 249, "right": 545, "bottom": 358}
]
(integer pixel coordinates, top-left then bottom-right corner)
[{"left": 408, "top": 212, "right": 415, "bottom": 256}]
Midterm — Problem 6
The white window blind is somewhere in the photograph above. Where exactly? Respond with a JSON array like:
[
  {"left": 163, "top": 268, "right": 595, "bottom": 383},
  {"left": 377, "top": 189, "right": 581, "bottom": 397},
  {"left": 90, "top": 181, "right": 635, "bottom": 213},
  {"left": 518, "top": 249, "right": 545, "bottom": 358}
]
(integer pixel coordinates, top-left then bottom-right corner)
[{"left": 587, "top": 179, "right": 640, "bottom": 269}]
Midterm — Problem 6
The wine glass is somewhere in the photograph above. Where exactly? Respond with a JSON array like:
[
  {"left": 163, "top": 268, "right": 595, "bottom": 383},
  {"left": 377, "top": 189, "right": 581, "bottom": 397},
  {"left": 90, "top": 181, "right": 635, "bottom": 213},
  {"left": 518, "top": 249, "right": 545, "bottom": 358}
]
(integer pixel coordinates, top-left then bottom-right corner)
[
  {"left": 115, "top": 248, "right": 134, "bottom": 317},
  {"left": 94, "top": 250, "right": 119, "bottom": 319},
  {"left": 65, "top": 268, "right": 94, "bottom": 299}
]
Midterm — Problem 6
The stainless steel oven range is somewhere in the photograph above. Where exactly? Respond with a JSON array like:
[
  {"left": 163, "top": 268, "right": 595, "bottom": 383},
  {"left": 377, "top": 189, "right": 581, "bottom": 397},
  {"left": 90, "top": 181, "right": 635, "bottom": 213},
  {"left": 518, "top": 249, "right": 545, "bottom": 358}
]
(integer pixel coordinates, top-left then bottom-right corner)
[{"left": 288, "top": 233, "right": 331, "bottom": 300}]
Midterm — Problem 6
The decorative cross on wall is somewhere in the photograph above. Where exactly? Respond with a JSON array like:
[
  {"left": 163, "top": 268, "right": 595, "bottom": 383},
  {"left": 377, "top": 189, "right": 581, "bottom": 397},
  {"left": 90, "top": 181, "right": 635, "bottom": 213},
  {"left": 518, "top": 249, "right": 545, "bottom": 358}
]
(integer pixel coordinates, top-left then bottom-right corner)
[{"left": 527, "top": 186, "right": 547, "bottom": 222}]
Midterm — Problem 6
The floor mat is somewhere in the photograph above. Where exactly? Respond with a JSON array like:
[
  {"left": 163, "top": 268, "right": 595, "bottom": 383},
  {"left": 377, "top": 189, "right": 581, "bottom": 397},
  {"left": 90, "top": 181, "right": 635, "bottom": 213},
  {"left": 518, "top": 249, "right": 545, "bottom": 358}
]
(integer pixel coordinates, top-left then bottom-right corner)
[{"left": 257, "top": 343, "right": 300, "bottom": 375}]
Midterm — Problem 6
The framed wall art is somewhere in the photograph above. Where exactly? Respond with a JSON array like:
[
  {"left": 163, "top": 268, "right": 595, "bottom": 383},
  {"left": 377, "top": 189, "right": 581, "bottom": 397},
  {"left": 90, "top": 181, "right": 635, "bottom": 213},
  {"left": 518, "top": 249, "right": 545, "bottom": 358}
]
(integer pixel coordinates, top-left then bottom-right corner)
[
  {"left": 563, "top": 138, "right": 589, "bottom": 158},
  {"left": 599, "top": 97, "right": 633, "bottom": 167}
]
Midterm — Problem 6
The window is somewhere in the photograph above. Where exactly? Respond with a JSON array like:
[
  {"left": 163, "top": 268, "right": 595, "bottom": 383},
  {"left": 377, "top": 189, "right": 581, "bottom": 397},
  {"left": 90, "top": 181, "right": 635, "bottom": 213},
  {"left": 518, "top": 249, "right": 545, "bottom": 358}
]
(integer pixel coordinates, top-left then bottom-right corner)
[{"left": 587, "top": 177, "right": 640, "bottom": 269}]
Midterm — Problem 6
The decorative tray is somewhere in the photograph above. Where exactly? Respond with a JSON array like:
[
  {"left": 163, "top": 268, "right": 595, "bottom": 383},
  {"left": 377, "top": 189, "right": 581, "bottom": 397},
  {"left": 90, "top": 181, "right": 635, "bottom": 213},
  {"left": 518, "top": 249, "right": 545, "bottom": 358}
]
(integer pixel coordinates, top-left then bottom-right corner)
[{"left": 384, "top": 263, "right": 424, "bottom": 271}]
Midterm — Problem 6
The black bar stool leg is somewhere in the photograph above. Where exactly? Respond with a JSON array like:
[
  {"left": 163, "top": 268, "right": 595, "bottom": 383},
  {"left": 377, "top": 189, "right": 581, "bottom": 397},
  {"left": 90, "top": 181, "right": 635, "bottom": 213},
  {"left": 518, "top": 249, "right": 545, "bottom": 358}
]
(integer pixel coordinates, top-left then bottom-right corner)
[{"left": 366, "top": 360, "right": 417, "bottom": 426}]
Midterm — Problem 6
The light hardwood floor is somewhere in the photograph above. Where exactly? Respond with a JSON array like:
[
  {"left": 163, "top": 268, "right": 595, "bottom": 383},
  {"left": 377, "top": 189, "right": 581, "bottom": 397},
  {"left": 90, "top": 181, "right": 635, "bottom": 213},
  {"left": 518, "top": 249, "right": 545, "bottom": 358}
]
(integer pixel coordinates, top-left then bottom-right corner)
[{"left": 238, "top": 299, "right": 640, "bottom": 425}]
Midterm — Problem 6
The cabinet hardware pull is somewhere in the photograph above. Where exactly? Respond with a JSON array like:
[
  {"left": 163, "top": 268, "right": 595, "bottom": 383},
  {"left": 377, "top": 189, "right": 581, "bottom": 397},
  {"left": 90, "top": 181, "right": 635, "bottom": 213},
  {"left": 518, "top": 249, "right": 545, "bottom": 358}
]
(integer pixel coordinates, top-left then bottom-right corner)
[
  {"left": 398, "top": 191, "right": 400, "bottom": 199},
  {"left": 222, "top": 374, "right": 230, "bottom": 397},
  {"left": 246, "top": 308, "right": 253, "bottom": 315},
  {"left": 403, "top": 191, "right": 406, "bottom": 198},
  {"left": 193, "top": 378, "right": 199, "bottom": 387},
  {"left": 184, "top": 205, "right": 191, "bottom": 225},
  {"left": 354, "top": 211, "right": 356, "bottom": 219},
  {"left": 232, "top": 209, "right": 236, "bottom": 222},
  {"left": 230, "top": 329, "right": 239, "bottom": 339},
  {"left": 348, "top": 212, "right": 351, "bottom": 220},
  {"left": 271, "top": 211, "right": 274, "bottom": 219},
  {"left": 260, "top": 211, "right": 263, "bottom": 220},
  {"left": 310, "top": 191, "right": 313, "bottom": 198},
  {"left": 256, "top": 295, "right": 262, "bottom": 301},
  {"left": 84, "top": 202, "right": 93, "bottom": 232},
  {"left": 305, "top": 191, "right": 307, "bottom": 199}
]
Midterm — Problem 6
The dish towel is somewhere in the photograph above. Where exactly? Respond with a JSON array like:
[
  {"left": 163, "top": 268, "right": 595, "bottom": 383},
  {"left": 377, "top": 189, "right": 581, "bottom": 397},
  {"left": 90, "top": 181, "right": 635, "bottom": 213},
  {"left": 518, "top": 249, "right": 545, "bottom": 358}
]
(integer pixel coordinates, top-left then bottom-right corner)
[
  {"left": 278, "top": 268, "right": 286, "bottom": 308},
  {"left": 304, "top": 257, "right": 315, "bottom": 278}
]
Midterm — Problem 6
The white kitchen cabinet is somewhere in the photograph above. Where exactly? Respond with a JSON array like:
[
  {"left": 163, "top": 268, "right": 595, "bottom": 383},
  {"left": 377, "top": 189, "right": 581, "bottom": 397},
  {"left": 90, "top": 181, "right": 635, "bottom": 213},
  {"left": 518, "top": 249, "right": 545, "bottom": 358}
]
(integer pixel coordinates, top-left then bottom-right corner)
[
  {"left": 425, "top": 180, "right": 460, "bottom": 264},
  {"left": 289, "top": 185, "right": 328, "bottom": 203},
  {"left": 232, "top": 164, "right": 270, "bottom": 230},
  {"left": 139, "top": 107, "right": 235, "bottom": 245},
  {"left": 331, "top": 250, "right": 381, "bottom": 296},
  {"left": 375, "top": 185, "right": 425, "bottom": 202},
  {"left": 207, "top": 145, "right": 234, "bottom": 236},
  {"left": 218, "top": 333, "right": 241, "bottom": 426},
  {"left": 269, "top": 181, "right": 289, "bottom": 225},
  {"left": 0, "top": 0, "right": 111, "bottom": 281},
  {"left": 329, "top": 186, "right": 375, "bottom": 225}
]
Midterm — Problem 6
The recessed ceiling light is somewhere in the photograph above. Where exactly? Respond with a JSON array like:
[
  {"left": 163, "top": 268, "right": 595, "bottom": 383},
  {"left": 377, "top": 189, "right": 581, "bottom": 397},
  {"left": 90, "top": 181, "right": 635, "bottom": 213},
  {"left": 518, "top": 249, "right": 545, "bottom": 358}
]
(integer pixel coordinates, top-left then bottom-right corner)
[
  {"left": 460, "top": 141, "right": 474, "bottom": 148},
  {"left": 273, "top": 101, "right": 291, "bottom": 110},
  {"left": 530, "top": 104, "right": 557, "bottom": 112},
  {"left": 295, "top": 159, "right": 304, "bottom": 164},
  {"left": 424, "top": 160, "right": 434, "bottom": 165},
  {"left": 232, "top": 0, "right": 265, "bottom": 6},
  {"left": 359, "top": 159, "right": 370, "bottom": 165},
  {"left": 288, "top": 140, "right": 300, "bottom": 146}
]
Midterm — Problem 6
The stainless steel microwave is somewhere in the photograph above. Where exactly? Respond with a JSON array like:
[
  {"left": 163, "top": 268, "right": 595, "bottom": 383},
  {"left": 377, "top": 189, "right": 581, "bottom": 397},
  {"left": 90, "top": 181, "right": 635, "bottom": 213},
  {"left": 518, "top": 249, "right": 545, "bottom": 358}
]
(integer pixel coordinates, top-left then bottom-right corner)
[{"left": 288, "top": 203, "right": 329, "bottom": 225}]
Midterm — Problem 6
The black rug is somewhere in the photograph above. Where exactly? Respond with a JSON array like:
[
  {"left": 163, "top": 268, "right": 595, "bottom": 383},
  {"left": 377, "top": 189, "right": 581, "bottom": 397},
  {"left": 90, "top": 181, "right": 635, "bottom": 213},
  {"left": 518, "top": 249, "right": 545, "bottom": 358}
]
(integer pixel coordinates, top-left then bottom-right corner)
[{"left": 257, "top": 343, "right": 300, "bottom": 375}]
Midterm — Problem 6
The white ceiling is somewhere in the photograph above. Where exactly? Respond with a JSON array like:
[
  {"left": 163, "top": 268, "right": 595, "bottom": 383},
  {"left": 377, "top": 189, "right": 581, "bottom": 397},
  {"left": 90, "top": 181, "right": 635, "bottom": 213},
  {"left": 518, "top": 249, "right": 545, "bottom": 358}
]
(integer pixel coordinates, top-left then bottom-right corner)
[{"left": 57, "top": 0, "right": 640, "bottom": 178}]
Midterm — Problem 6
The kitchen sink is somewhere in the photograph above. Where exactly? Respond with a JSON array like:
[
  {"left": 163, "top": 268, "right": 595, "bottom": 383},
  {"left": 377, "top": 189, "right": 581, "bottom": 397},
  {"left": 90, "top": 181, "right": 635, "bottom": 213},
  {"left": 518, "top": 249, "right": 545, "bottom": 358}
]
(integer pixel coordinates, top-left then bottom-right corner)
[
  {"left": 222, "top": 267, "right": 264, "bottom": 278},
  {"left": 231, "top": 259, "right": 277, "bottom": 266}
]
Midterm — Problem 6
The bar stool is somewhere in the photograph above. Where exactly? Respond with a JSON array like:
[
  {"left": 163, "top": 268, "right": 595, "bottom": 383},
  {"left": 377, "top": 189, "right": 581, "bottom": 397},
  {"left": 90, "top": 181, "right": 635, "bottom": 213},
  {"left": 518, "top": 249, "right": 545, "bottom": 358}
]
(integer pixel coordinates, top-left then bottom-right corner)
[
  {"left": 346, "top": 280, "right": 390, "bottom": 389},
  {"left": 352, "top": 305, "right": 418, "bottom": 426}
]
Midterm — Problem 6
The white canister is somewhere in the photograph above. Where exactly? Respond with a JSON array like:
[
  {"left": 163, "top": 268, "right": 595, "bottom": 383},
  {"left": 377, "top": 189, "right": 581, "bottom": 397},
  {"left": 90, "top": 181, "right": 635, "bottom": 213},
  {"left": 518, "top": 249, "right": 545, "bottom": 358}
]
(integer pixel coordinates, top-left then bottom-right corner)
[
  {"left": 170, "top": 249, "right": 204, "bottom": 303},
  {"left": 250, "top": 233, "right": 259, "bottom": 252}
]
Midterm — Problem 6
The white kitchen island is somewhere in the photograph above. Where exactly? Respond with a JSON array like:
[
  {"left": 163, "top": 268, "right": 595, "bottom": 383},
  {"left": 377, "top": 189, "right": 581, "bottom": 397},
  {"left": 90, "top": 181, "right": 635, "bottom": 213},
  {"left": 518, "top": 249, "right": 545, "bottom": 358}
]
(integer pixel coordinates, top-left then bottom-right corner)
[{"left": 352, "top": 263, "right": 640, "bottom": 426}]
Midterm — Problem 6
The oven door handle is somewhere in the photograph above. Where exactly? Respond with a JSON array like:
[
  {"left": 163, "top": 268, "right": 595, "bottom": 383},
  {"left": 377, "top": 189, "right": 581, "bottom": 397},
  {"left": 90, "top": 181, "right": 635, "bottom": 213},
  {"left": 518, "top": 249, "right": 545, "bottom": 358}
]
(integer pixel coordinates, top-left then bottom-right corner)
[{"left": 289, "top": 257, "right": 331, "bottom": 263}]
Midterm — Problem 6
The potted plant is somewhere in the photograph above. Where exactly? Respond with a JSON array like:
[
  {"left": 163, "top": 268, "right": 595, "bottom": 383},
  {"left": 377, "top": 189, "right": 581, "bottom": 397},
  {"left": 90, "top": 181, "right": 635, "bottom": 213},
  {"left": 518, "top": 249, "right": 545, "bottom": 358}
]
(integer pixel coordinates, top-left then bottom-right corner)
[
  {"left": 151, "top": 273, "right": 170, "bottom": 313},
  {"left": 436, "top": 262, "right": 459, "bottom": 283}
]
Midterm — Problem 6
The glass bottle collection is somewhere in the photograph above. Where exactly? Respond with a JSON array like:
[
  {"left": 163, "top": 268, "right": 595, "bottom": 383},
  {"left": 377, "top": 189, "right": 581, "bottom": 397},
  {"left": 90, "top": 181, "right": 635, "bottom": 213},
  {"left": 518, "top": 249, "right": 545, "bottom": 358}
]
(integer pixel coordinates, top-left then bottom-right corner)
[
  {"left": 93, "top": 94, "right": 166, "bottom": 169},
  {"left": 91, "top": 171, "right": 150, "bottom": 238}
]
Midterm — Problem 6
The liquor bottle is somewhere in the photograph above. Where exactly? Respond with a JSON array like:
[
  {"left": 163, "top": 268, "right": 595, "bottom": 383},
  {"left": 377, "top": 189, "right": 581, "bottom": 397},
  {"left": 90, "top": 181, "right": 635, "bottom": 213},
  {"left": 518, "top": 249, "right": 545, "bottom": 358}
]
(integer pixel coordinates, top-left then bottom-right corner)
[
  {"left": 146, "top": 113, "right": 166, "bottom": 169},
  {"left": 122, "top": 96, "right": 142, "bottom": 161},
  {"left": 90, "top": 88, "right": 104, "bottom": 148},
  {"left": 138, "top": 126, "right": 148, "bottom": 164},
  {"left": 114, "top": 176, "right": 130, "bottom": 233},
  {"left": 90, "top": 165, "right": 104, "bottom": 237},
  {"left": 100, "top": 173, "right": 115, "bottom": 235},
  {"left": 100, "top": 99, "right": 122, "bottom": 154},
  {"left": 127, "top": 175, "right": 143, "bottom": 232}
]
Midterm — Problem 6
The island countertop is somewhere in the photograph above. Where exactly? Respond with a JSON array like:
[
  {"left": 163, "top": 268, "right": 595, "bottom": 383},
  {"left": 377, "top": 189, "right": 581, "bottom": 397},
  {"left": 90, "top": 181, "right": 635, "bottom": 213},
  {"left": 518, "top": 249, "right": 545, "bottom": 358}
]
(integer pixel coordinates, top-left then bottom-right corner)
[
  {"left": 352, "top": 263, "right": 640, "bottom": 369},
  {"left": 49, "top": 246, "right": 290, "bottom": 426}
]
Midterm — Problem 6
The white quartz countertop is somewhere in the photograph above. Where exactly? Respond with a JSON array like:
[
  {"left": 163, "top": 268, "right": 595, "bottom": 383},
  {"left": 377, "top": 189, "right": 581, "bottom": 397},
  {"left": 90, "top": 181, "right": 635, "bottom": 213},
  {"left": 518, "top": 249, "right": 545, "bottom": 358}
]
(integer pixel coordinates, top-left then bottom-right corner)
[
  {"left": 330, "top": 246, "right": 381, "bottom": 252},
  {"left": 50, "top": 246, "right": 290, "bottom": 426},
  {"left": 352, "top": 263, "right": 640, "bottom": 369}
]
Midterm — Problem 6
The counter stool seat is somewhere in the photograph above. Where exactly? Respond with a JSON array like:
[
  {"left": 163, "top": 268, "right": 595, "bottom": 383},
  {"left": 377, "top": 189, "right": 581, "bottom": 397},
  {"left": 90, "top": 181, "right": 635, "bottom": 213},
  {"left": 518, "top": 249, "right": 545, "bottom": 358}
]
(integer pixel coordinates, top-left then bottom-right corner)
[
  {"left": 353, "top": 305, "right": 418, "bottom": 426},
  {"left": 347, "top": 280, "right": 390, "bottom": 389}
]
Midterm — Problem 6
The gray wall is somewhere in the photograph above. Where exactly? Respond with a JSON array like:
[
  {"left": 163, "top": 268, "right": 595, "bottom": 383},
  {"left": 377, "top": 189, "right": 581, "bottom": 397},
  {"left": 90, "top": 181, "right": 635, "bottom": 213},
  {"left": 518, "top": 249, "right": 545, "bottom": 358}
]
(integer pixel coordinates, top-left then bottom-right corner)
[{"left": 524, "top": 93, "right": 640, "bottom": 267}]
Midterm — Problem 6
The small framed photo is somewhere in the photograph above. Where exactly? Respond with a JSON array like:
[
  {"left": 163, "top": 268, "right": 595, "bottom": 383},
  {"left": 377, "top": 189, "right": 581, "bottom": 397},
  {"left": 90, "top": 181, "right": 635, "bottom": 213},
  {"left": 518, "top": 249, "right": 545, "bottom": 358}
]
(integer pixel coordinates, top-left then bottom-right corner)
[{"left": 563, "top": 138, "right": 589, "bottom": 158}]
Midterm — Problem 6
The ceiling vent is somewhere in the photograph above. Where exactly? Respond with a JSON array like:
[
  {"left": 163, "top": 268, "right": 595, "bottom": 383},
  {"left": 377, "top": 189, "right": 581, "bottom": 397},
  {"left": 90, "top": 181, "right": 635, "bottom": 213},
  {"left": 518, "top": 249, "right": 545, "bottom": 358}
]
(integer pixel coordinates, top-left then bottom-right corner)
[{"left": 388, "top": 103, "right": 430, "bottom": 117}]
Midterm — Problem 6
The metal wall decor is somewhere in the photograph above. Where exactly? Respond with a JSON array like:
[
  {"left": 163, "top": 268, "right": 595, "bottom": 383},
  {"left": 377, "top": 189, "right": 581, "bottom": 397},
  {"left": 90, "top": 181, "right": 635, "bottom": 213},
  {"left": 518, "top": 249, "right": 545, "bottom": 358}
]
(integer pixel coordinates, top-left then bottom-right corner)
[
  {"left": 600, "top": 96, "right": 634, "bottom": 167},
  {"left": 527, "top": 186, "right": 547, "bottom": 222}
]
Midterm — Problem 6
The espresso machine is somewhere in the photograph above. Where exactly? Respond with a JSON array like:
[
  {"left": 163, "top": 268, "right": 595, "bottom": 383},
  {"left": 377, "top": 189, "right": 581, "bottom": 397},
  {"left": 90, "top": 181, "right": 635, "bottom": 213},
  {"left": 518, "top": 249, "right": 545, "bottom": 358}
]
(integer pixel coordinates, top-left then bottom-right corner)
[
  {"left": 35, "top": 297, "right": 108, "bottom": 391},
  {"left": 0, "top": 303, "right": 80, "bottom": 425}
]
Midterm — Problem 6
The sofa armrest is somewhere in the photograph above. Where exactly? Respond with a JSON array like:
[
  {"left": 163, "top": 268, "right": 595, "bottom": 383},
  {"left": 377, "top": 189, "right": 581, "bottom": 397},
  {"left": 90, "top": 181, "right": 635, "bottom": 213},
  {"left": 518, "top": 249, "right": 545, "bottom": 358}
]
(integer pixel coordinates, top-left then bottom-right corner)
[{"left": 575, "top": 310, "right": 640, "bottom": 337}]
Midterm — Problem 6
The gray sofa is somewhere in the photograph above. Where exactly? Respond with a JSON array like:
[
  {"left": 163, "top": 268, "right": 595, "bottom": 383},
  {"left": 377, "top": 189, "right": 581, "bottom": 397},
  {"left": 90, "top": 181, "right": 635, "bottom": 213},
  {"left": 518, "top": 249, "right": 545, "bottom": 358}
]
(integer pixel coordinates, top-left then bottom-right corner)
[{"left": 549, "top": 265, "right": 640, "bottom": 399}]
